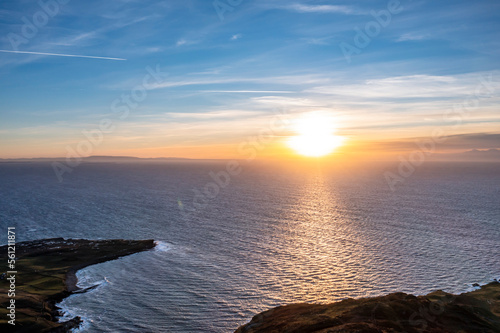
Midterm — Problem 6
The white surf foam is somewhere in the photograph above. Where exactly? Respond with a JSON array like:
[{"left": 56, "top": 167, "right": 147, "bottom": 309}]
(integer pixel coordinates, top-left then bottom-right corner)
[
  {"left": 154, "top": 240, "right": 173, "bottom": 252},
  {"left": 57, "top": 241, "right": 171, "bottom": 331},
  {"left": 57, "top": 274, "right": 109, "bottom": 331},
  {"left": 462, "top": 276, "right": 500, "bottom": 293},
  {"left": 57, "top": 300, "right": 92, "bottom": 332}
]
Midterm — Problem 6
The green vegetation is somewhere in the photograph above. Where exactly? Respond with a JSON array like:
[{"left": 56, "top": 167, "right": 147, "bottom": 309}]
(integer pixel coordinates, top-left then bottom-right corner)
[
  {"left": 235, "top": 281, "right": 500, "bottom": 333},
  {"left": 0, "top": 238, "right": 155, "bottom": 332}
]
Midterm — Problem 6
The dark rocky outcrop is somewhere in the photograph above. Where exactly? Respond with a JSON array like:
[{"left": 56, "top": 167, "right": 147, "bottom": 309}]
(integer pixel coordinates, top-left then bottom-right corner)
[{"left": 236, "top": 281, "right": 500, "bottom": 333}]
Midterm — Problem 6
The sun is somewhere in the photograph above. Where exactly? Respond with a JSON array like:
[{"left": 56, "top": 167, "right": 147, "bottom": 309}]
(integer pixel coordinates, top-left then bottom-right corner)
[{"left": 287, "top": 112, "right": 344, "bottom": 157}]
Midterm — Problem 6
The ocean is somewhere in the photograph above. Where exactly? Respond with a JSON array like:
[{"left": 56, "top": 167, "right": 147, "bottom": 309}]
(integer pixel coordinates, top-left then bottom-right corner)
[{"left": 1, "top": 160, "right": 499, "bottom": 332}]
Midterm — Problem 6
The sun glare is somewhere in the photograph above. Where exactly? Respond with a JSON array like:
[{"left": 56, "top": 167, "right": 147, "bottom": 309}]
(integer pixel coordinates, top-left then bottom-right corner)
[{"left": 287, "top": 112, "right": 344, "bottom": 157}]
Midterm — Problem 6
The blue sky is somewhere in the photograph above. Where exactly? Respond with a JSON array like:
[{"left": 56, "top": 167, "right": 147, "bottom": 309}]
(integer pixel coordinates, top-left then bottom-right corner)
[{"left": 0, "top": 0, "right": 499, "bottom": 158}]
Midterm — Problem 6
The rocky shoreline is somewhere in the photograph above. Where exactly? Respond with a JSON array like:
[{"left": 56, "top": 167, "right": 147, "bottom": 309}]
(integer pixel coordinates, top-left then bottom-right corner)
[
  {"left": 235, "top": 280, "right": 500, "bottom": 333},
  {"left": 0, "top": 238, "right": 155, "bottom": 332},
  {"left": 2, "top": 238, "right": 498, "bottom": 332}
]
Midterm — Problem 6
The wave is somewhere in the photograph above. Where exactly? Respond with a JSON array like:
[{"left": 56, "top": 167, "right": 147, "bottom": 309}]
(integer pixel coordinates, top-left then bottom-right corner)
[
  {"left": 57, "top": 299, "right": 92, "bottom": 333},
  {"left": 57, "top": 242, "right": 170, "bottom": 331},
  {"left": 154, "top": 240, "right": 173, "bottom": 252},
  {"left": 463, "top": 276, "right": 500, "bottom": 293}
]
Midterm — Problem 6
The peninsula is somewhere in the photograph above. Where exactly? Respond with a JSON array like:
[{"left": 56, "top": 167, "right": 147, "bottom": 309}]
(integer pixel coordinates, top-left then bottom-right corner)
[{"left": 0, "top": 238, "right": 155, "bottom": 332}]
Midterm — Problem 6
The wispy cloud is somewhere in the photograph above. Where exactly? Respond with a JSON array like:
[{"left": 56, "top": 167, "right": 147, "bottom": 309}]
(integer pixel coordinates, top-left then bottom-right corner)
[
  {"left": 307, "top": 72, "right": 500, "bottom": 100},
  {"left": 198, "top": 90, "right": 293, "bottom": 94},
  {"left": 48, "top": 31, "right": 99, "bottom": 47},
  {"left": 166, "top": 110, "right": 264, "bottom": 120},
  {"left": 252, "top": 96, "right": 321, "bottom": 107},
  {"left": 303, "top": 36, "right": 334, "bottom": 45},
  {"left": 176, "top": 39, "right": 188, "bottom": 47},
  {"left": 396, "top": 33, "right": 428, "bottom": 42},
  {"left": 0, "top": 50, "right": 126, "bottom": 61},
  {"left": 188, "top": 69, "right": 222, "bottom": 75},
  {"left": 176, "top": 39, "right": 199, "bottom": 47},
  {"left": 372, "top": 133, "right": 500, "bottom": 151},
  {"left": 231, "top": 34, "right": 242, "bottom": 41},
  {"left": 284, "top": 3, "right": 357, "bottom": 14},
  {"left": 120, "top": 74, "right": 328, "bottom": 91}
]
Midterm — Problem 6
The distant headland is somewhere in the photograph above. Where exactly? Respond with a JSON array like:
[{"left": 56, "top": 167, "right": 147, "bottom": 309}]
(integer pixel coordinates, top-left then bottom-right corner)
[
  {"left": 1, "top": 149, "right": 500, "bottom": 163},
  {"left": 0, "top": 155, "right": 192, "bottom": 163}
]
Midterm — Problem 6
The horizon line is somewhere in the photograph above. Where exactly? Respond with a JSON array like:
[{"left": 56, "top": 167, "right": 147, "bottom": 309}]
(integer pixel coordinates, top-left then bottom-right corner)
[{"left": 1, "top": 149, "right": 499, "bottom": 161}]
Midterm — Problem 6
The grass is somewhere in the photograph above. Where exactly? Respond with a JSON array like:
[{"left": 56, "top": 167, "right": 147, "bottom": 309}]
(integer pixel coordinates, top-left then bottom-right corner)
[
  {"left": 0, "top": 238, "right": 155, "bottom": 333},
  {"left": 235, "top": 281, "right": 500, "bottom": 333}
]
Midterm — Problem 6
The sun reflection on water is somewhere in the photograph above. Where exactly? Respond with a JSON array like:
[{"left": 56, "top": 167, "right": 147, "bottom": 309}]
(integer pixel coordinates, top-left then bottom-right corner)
[{"left": 261, "top": 166, "right": 380, "bottom": 304}]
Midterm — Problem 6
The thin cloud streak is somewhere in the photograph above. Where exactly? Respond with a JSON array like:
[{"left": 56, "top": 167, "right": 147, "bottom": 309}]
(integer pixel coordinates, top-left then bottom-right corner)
[
  {"left": 0, "top": 50, "right": 126, "bottom": 61},
  {"left": 284, "top": 3, "right": 358, "bottom": 14},
  {"left": 199, "top": 90, "right": 293, "bottom": 94}
]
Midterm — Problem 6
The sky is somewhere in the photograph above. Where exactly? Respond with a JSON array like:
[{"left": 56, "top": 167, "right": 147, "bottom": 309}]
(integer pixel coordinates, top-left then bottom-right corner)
[{"left": 0, "top": 0, "right": 499, "bottom": 159}]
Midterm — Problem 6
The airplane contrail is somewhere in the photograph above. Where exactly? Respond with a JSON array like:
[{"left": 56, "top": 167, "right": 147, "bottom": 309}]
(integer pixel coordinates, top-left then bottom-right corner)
[{"left": 0, "top": 49, "right": 126, "bottom": 61}]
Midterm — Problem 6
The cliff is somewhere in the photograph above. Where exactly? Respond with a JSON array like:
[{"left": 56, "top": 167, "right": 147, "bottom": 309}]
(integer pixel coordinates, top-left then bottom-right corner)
[
  {"left": 235, "top": 281, "right": 500, "bottom": 333},
  {"left": 0, "top": 238, "right": 155, "bottom": 332}
]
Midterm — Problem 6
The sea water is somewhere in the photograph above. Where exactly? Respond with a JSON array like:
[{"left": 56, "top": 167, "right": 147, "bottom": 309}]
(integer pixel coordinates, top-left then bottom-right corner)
[{"left": 1, "top": 161, "right": 499, "bottom": 332}]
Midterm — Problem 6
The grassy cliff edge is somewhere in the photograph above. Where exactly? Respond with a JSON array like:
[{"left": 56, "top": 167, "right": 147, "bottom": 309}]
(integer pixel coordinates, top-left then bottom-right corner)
[
  {"left": 235, "top": 281, "right": 500, "bottom": 333},
  {"left": 0, "top": 238, "right": 155, "bottom": 332}
]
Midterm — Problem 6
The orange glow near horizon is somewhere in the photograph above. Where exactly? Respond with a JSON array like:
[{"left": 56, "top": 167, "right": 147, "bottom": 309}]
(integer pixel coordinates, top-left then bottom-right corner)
[{"left": 287, "top": 112, "right": 345, "bottom": 157}]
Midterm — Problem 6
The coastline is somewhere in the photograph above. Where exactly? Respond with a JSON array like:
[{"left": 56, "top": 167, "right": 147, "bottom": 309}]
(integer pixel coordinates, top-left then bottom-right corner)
[
  {"left": 0, "top": 238, "right": 156, "bottom": 332},
  {"left": 235, "top": 279, "right": 500, "bottom": 333},
  {"left": 2, "top": 238, "right": 498, "bottom": 332}
]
